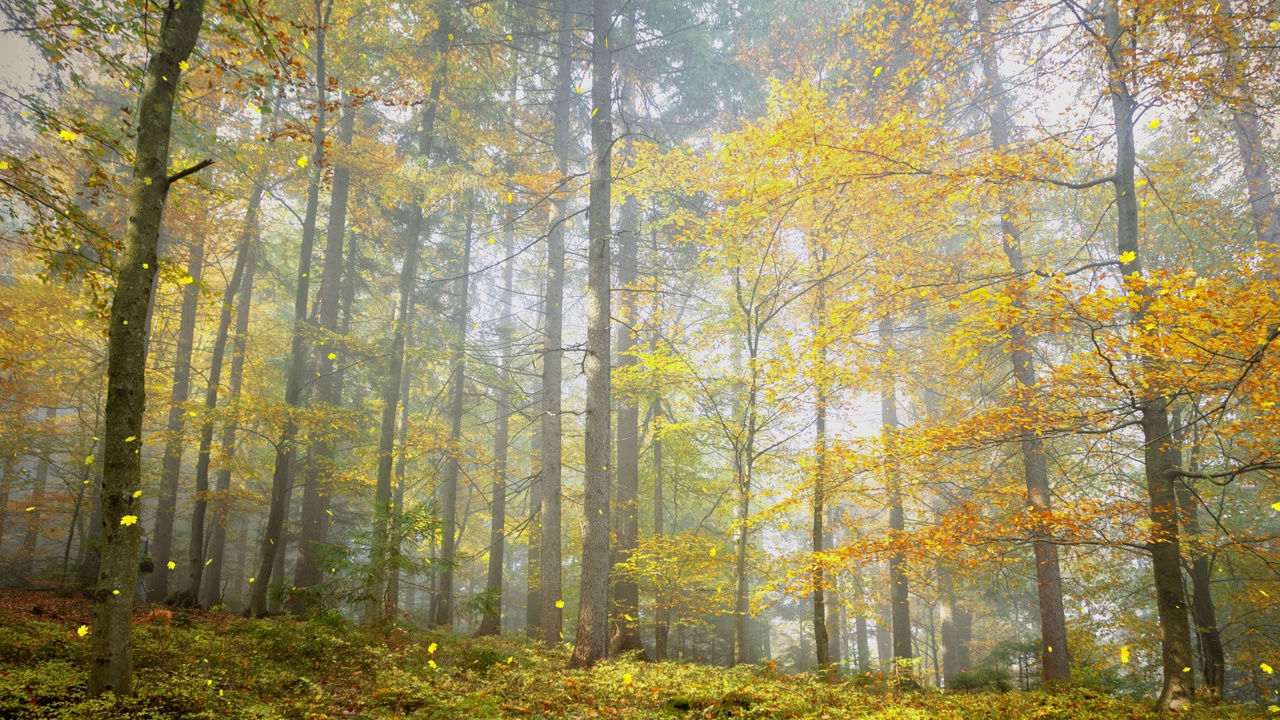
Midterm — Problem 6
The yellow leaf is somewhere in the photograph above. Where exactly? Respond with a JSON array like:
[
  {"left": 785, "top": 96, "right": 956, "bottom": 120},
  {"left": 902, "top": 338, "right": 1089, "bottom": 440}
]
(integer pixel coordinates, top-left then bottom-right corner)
[
  {"left": 709, "top": 548, "right": 717, "bottom": 557},
  {"left": 873, "top": 66, "right": 883, "bottom": 77},
  {"left": 297, "top": 156, "right": 308, "bottom": 168},
  {"left": 179, "top": 60, "right": 189, "bottom": 72},
  {"left": 143, "top": 177, "right": 152, "bottom": 185},
  {"left": 77, "top": 625, "right": 89, "bottom": 637},
  {"left": 120, "top": 515, "right": 138, "bottom": 526},
  {"left": 327, "top": 352, "right": 337, "bottom": 360},
  {"left": 24, "top": 507, "right": 34, "bottom": 512},
  {"left": 0, "top": 161, "right": 9, "bottom": 170},
  {"left": 133, "top": 490, "right": 142, "bottom": 498},
  {"left": 428, "top": 659, "right": 437, "bottom": 668},
  {"left": 126, "top": 436, "right": 136, "bottom": 442},
  {"left": 1271, "top": 20, "right": 1280, "bottom": 30},
  {"left": 58, "top": 130, "right": 77, "bottom": 141},
  {"left": 623, "top": 673, "right": 633, "bottom": 685},
  {"left": 113, "top": 589, "right": 120, "bottom": 595},
  {"left": 1119, "top": 251, "right": 1136, "bottom": 264},
  {"left": 1148, "top": 119, "right": 1160, "bottom": 129},
  {"left": 1263, "top": 663, "right": 1274, "bottom": 674},
  {"left": 507, "top": 656, "right": 514, "bottom": 664},
  {"left": 179, "top": 275, "right": 194, "bottom": 284},
  {"left": 167, "top": 561, "right": 176, "bottom": 570},
  {"left": 555, "top": 599, "right": 565, "bottom": 609},
  {"left": 1271, "top": 501, "right": 1280, "bottom": 511},
  {"left": 428, "top": 642, "right": 437, "bottom": 653},
  {"left": 84, "top": 454, "right": 94, "bottom": 465},
  {"left": 1120, "top": 645, "right": 1130, "bottom": 664}
]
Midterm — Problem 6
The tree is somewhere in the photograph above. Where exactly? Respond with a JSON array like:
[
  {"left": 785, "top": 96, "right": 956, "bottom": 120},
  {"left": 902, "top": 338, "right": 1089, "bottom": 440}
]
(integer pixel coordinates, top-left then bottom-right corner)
[
  {"left": 569, "top": 0, "right": 614, "bottom": 669},
  {"left": 88, "top": 0, "right": 207, "bottom": 694}
]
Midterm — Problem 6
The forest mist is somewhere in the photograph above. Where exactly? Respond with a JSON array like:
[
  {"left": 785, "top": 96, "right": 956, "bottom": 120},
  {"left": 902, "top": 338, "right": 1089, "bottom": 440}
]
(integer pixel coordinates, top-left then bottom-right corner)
[{"left": 0, "top": 0, "right": 1279, "bottom": 712}]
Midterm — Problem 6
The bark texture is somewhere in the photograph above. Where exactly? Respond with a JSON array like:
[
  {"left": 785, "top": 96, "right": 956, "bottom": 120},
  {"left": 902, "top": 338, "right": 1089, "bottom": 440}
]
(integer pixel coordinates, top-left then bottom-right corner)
[
  {"left": 569, "top": 0, "right": 613, "bottom": 668},
  {"left": 89, "top": 0, "right": 206, "bottom": 694}
]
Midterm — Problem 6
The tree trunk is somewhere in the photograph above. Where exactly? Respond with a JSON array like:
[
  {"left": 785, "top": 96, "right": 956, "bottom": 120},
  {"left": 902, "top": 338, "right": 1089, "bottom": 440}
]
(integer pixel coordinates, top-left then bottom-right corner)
[
  {"left": 151, "top": 237, "right": 204, "bottom": 601},
  {"left": 291, "top": 96, "right": 355, "bottom": 613},
  {"left": 610, "top": 195, "right": 644, "bottom": 656},
  {"left": 540, "top": 0, "right": 572, "bottom": 649},
  {"left": 247, "top": 0, "right": 328, "bottom": 618},
  {"left": 812, "top": 286, "right": 830, "bottom": 669},
  {"left": 568, "top": 0, "right": 613, "bottom": 669},
  {"left": 856, "top": 615, "right": 871, "bottom": 673},
  {"left": 653, "top": 396, "right": 668, "bottom": 661},
  {"left": 1102, "top": 0, "right": 1196, "bottom": 708},
  {"left": 1218, "top": 0, "right": 1279, "bottom": 249},
  {"left": 478, "top": 191, "right": 518, "bottom": 637},
  {"left": 19, "top": 407, "right": 56, "bottom": 584},
  {"left": 88, "top": 0, "right": 205, "bottom": 695},
  {"left": 978, "top": 0, "right": 1071, "bottom": 682},
  {"left": 880, "top": 316, "right": 912, "bottom": 681},
  {"left": 0, "top": 450, "right": 15, "bottom": 553},
  {"left": 201, "top": 218, "right": 258, "bottom": 609},
  {"left": 370, "top": 22, "right": 449, "bottom": 625},
  {"left": 170, "top": 223, "right": 250, "bottom": 607},
  {"left": 1173, "top": 415, "right": 1226, "bottom": 695},
  {"left": 433, "top": 205, "right": 473, "bottom": 628}
]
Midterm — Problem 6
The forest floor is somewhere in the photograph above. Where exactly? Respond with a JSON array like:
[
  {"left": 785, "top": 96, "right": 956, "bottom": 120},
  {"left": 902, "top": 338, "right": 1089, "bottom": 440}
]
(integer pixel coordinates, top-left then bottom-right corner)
[{"left": 0, "top": 589, "right": 1263, "bottom": 719}]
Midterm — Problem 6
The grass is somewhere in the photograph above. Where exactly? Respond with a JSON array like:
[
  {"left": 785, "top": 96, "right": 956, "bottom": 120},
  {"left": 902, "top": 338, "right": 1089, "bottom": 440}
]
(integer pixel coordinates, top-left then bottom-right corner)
[{"left": 0, "top": 593, "right": 1265, "bottom": 719}]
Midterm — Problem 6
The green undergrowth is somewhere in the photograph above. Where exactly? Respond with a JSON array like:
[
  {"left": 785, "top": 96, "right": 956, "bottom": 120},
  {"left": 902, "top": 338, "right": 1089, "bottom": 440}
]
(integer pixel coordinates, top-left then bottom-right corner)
[{"left": 0, "top": 610, "right": 1263, "bottom": 719}]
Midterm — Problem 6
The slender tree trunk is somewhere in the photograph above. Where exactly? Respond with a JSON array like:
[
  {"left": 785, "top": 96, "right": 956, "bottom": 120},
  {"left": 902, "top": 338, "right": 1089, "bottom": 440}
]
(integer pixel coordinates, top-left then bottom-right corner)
[
  {"left": 388, "top": 316, "right": 414, "bottom": 613},
  {"left": 478, "top": 193, "right": 518, "bottom": 637},
  {"left": 978, "top": 0, "right": 1071, "bottom": 681},
  {"left": 170, "top": 226, "right": 250, "bottom": 607},
  {"left": 19, "top": 407, "right": 56, "bottom": 584},
  {"left": 1216, "top": 0, "right": 1279, "bottom": 249},
  {"left": 247, "top": 0, "right": 329, "bottom": 618},
  {"left": 1172, "top": 414, "right": 1226, "bottom": 695},
  {"left": 812, "top": 285, "right": 830, "bottom": 669},
  {"left": 653, "top": 396, "right": 668, "bottom": 661},
  {"left": 291, "top": 98, "right": 355, "bottom": 613},
  {"left": 88, "top": 0, "right": 205, "bottom": 695},
  {"left": 539, "top": 0, "right": 572, "bottom": 648},
  {"left": 610, "top": 195, "right": 644, "bottom": 656},
  {"left": 879, "top": 316, "right": 913, "bottom": 682},
  {"left": 433, "top": 206, "right": 473, "bottom": 628},
  {"left": 370, "top": 22, "right": 449, "bottom": 625},
  {"left": 1100, "top": 1, "right": 1195, "bottom": 708},
  {"left": 202, "top": 225, "right": 257, "bottom": 609},
  {"left": 151, "top": 238, "right": 203, "bottom": 601},
  {"left": 732, "top": 343, "right": 757, "bottom": 667},
  {"left": 568, "top": 0, "right": 613, "bottom": 669},
  {"left": 0, "top": 450, "right": 15, "bottom": 552},
  {"left": 856, "top": 615, "right": 871, "bottom": 673},
  {"left": 526, "top": 415, "right": 541, "bottom": 638}
]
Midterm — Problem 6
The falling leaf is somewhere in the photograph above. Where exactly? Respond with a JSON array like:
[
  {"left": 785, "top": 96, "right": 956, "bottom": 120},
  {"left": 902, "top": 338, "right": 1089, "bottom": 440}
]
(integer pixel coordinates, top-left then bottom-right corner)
[
  {"left": 1120, "top": 645, "right": 1130, "bottom": 664},
  {"left": 428, "top": 642, "right": 437, "bottom": 653},
  {"left": 428, "top": 659, "right": 437, "bottom": 668},
  {"left": 112, "top": 589, "right": 120, "bottom": 595},
  {"left": 77, "top": 625, "right": 89, "bottom": 637},
  {"left": 126, "top": 436, "right": 136, "bottom": 442},
  {"left": 58, "top": 130, "right": 77, "bottom": 142},
  {"left": 1264, "top": 663, "right": 1274, "bottom": 674},
  {"left": 0, "top": 161, "right": 9, "bottom": 170},
  {"left": 1119, "top": 251, "right": 1136, "bottom": 264},
  {"left": 873, "top": 66, "right": 883, "bottom": 77},
  {"left": 167, "top": 561, "right": 176, "bottom": 570},
  {"left": 1148, "top": 119, "right": 1160, "bottom": 129},
  {"left": 1271, "top": 501, "right": 1280, "bottom": 511},
  {"left": 120, "top": 515, "right": 138, "bottom": 526},
  {"left": 297, "top": 157, "right": 308, "bottom": 168},
  {"left": 709, "top": 548, "right": 717, "bottom": 557},
  {"left": 555, "top": 599, "right": 565, "bottom": 609},
  {"left": 623, "top": 673, "right": 633, "bottom": 685},
  {"left": 24, "top": 507, "right": 34, "bottom": 512},
  {"left": 133, "top": 490, "right": 142, "bottom": 498},
  {"left": 84, "top": 454, "right": 94, "bottom": 465},
  {"left": 143, "top": 177, "right": 152, "bottom": 185},
  {"left": 328, "top": 352, "right": 337, "bottom": 360}
]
